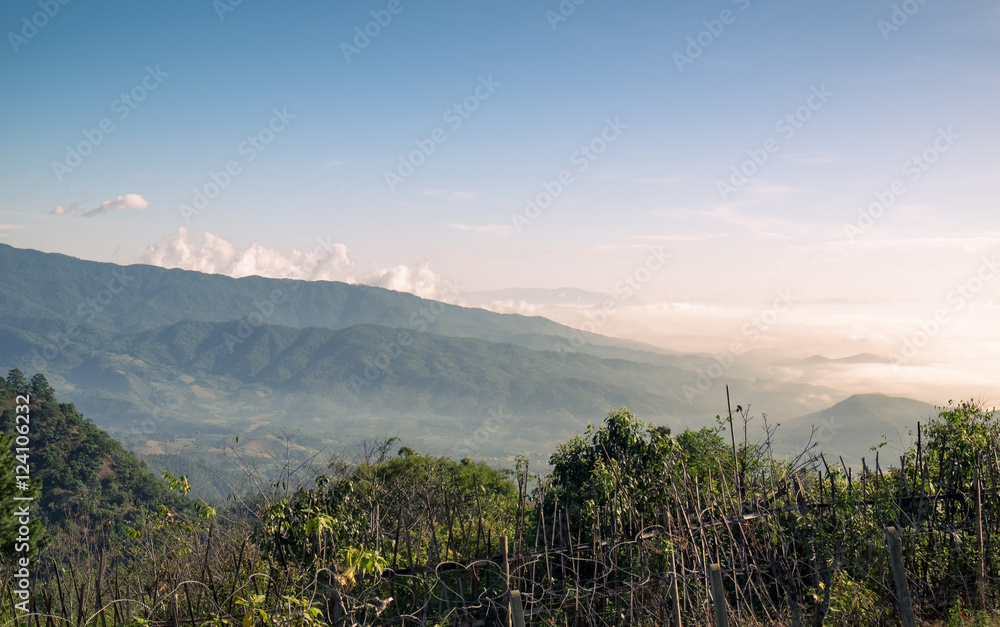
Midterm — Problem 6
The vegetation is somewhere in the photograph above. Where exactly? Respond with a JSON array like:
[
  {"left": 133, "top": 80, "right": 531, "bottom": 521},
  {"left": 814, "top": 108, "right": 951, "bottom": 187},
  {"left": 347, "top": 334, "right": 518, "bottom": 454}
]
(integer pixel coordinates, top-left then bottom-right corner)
[{"left": 2, "top": 372, "right": 1000, "bottom": 625}]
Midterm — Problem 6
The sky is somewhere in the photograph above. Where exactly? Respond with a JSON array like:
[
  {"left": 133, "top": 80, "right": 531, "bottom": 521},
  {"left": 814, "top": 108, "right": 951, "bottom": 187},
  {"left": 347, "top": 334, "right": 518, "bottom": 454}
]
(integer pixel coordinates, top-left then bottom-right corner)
[{"left": 1, "top": 0, "right": 998, "bottom": 405}]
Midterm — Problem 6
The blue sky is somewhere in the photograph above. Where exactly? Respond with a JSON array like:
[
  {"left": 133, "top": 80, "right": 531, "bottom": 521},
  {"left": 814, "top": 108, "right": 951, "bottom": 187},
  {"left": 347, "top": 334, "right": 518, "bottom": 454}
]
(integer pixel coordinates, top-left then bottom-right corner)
[{"left": 2, "top": 0, "right": 999, "bottom": 402}]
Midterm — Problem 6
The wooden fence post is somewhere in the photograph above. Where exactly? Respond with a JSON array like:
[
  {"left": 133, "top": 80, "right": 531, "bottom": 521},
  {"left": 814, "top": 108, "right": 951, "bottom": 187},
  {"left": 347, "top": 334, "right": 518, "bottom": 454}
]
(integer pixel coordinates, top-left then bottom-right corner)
[
  {"left": 886, "top": 527, "right": 916, "bottom": 627},
  {"left": 975, "top": 466, "right": 986, "bottom": 609},
  {"left": 171, "top": 593, "right": 180, "bottom": 627},
  {"left": 709, "top": 564, "right": 729, "bottom": 627},
  {"left": 502, "top": 536, "right": 512, "bottom": 627},
  {"left": 670, "top": 552, "right": 683, "bottom": 627},
  {"left": 510, "top": 590, "right": 527, "bottom": 627}
]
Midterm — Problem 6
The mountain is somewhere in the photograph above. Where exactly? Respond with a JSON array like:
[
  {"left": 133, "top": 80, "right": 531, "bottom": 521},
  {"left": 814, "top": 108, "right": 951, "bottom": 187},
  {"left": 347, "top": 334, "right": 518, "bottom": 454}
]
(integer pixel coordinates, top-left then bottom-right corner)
[
  {"left": 0, "top": 243, "right": 683, "bottom": 366},
  {"left": 802, "top": 353, "right": 894, "bottom": 365},
  {"left": 10, "top": 317, "right": 842, "bottom": 463},
  {"left": 772, "top": 393, "right": 938, "bottom": 468},
  {"left": 0, "top": 244, "right": 849, "bottom": 465}
]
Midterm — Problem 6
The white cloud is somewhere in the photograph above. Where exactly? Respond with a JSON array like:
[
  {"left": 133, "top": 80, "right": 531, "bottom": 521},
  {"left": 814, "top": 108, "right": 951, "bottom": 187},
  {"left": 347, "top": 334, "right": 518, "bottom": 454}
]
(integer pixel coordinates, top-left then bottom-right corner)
[
  {"left": 363, "top": 261, "right": 462, "bottom": 302},
  {"left": 141, "top": 228, "right": 461, "bottom": 301},
  {"left": 52, "top": 193, "right": 149, "bottom": 218},
  {"left": 141, "top": 228, "right": 351, "bottom": 281}
]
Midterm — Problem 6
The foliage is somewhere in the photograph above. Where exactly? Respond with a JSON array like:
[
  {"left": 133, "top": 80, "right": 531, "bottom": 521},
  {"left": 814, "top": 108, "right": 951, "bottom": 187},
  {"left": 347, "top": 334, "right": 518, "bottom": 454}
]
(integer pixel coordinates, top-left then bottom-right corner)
[
  {"left": 547, "top": 407, "right": 676, "bottom": 537},
  {"left": 6, "top": 378, "right": 1000, "bottom": 626},
  {"left": 923, "top": 399, "right": 997, "bottom": 486},
  {"left": 0, "top": 371, "right": 196, "bottom": 555}
]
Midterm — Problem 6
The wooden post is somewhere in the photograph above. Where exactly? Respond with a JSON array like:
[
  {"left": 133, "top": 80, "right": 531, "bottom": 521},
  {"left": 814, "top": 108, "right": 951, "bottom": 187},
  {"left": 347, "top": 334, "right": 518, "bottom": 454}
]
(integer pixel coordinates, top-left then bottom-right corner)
[
  {"left": 670, "top": 552, "right": 683, "bottom": 627},
  {"left": 510, "top": 590, "right": 527, "bottom": 627},
  {"left": 502, "top": 536, "right": 513, "bottom": 627},
  {"left": 709, "top": 564, "right": 729, "bottom": 627},
  {"left": 171, "top": 594, "right": 180, "bottom": 627},
  {"left": 975, "top": 467, "right": 986, "bottom": 609},
  {"left": 726, "top": 386, "right": 742, "bottom": 505},
  {"left": 886, "top": 527, "right": 916, "bottom": 627}
]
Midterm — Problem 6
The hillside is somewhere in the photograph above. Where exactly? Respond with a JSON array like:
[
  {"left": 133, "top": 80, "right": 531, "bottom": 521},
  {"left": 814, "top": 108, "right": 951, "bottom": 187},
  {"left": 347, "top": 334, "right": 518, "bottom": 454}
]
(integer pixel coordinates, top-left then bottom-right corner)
[
  {"left": 0, "top": 243, "right": 694, "bottom": 368},
  {"left": 772, "top": 393, "right": 937, "bottom": 468},
  {"left": 0, "top": 244, "right": 852, "bottom": 465},
  {"left": 14, "top": 318, "right": 843, "bottom": 463},
  {"left": 0, "top": 372, "right": 194, "bottom": 552}
]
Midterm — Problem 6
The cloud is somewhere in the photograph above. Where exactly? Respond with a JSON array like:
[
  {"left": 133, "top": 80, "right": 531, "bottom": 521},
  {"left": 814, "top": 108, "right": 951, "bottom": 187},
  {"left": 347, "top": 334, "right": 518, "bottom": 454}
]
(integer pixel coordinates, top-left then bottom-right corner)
[
  {"left": 0, "top": 223, "right": 24, "bottom": 240},
  {"left": 362, "top": 261, "right": 462, "bottom": 302},
  {"left": 141, "top": 228, "right": 459, "bottom": 301},
  {"left": 141, "top": 228, "right": 351, "bottom": 281},
  {"left": 448, "top": 223, "right": 514, "bottom": 235},
  {"left": 52, "top": 194, "right": 149, "bottom": 218}
]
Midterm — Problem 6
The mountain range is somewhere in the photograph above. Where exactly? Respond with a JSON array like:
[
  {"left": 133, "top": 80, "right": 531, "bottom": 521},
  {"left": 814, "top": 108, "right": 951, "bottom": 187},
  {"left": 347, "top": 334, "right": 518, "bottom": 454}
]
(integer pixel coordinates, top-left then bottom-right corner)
[{"left": 0, "top": 243, "right": 942, "bottom": 469}]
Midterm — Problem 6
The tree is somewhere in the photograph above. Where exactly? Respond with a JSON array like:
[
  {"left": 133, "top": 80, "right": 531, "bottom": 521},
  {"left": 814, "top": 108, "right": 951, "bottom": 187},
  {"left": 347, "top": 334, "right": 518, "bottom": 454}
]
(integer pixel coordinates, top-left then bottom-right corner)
[
  {"left": 674, "top": 426, "right": 735, "bottom": 484},
  {"left": 921, "top": 399, "right": 997, "bottom": 488},
  {"left": 547, "top": 407, "right": 676, "bottom": 537},
  {"left": 0, "top": 432, "right": 45, "bottom": 559},
  {"left": 30, "top": 373, "right": 55, "bottom": 401},
  {"left": 6, "top": 369, "right": 28, "bottom": 393}
]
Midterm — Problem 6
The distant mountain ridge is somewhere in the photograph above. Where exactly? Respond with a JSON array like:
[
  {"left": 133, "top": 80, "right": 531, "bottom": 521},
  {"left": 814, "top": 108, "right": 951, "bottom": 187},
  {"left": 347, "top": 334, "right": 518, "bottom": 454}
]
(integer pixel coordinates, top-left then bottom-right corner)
[
  {"left": 774, "top": 393, "right": 938, "bottom": 468},
  {"left": 1, "top": 243, "right": 932, "bottom": 467},
  {"left": 0, "top": 243, "right": 704, "bottom": 370}
]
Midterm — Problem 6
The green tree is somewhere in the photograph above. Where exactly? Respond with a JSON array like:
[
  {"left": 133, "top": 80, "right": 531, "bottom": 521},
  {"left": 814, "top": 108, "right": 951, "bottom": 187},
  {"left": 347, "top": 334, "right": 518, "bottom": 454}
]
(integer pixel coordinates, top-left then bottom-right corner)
[
  {"left": 547, "top": 407, "right": 676, "bottom": 538},
  {"left": 922, "top": 399, "right": 997, "bottom": 488},
  {"left": 674, "top": 426, "right": 734, "bottom": 484},
  {"left": 0, "top": 431, "right": 46, "bottom": 559},
  {"left": 6, "top": 369, "right": 28, "bottom": 393},
  {"left": 29, "top": 373, "right": 55, "bottom": 402}
]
